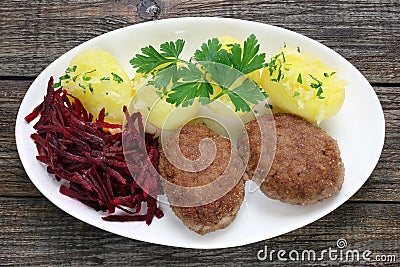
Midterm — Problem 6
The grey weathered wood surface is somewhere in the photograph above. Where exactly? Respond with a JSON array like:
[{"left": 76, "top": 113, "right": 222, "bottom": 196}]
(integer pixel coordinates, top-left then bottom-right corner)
[{"left": 0, "top": 0, "right": 399, "bottom": 266}]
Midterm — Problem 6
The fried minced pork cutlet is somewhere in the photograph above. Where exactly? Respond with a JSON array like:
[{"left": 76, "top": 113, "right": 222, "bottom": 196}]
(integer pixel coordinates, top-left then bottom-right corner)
[
  {"left": 238, "top": 113, "right": 344, "bottom": 206},
  {"left": 159, "top": 124, "right": 245, "bottom": 235}
]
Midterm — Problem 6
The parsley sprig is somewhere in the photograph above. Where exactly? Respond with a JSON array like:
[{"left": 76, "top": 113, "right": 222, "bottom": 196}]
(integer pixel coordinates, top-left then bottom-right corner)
[
  {"left": 129, "top": 34, "right": 267, "bottom": 112},
  {"left": 130, "top": 39, "right": 185, "bottom": 74}
]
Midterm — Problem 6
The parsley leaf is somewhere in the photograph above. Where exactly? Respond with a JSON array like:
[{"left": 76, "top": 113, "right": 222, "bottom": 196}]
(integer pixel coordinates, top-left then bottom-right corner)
[
  {"left": 217, "top": 49, "right": 232, "bottom": 66},
  {"left": 166, "top": 63, "right": 213, "bottom": 106},
  {"left": 194, "top": 38, "right": 222, "bottom": 62},
  {"left": 207, "top": 62, "right": 241, "bottom": 90},
  {"left": 130, "top": 39, "right": 185, "bottom": 74},
  {"left": 166, "top": 82, "right": 198, "bottom": 107},
  {"left": 130, "top": 46, "right": 169, "bottom": 73},
  {"left": 183, "top": 64, "right": 214, "bottom": 105},
  {"left": 207, "top": 63, "right": 265, "bottom": 112},
  {"left": 225, "top": 78, "right": 266, "bottom": 112},
  {"left": 197, "top": 81, "right": 214, "bottom": 105},
  {"left": 229, "top": 34, "right": 265, "bottom": 74},
  {"left": 153, "top": 65, "right": 178, "bottom": 90},
  {"left": 160, "top": 39, "right": 185, "bottom": 58}
]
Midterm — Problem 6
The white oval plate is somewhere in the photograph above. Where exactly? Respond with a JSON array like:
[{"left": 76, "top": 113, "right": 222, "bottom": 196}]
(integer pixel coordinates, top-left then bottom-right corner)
[{"left": 15, "top": 17, "right": 385, "bottom": 249}]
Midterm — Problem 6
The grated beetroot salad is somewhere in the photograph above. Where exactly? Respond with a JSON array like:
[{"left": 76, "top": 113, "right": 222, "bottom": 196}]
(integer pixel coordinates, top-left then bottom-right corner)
[{"left": 25, "top": 77, "right": 164, "bottom": 225}]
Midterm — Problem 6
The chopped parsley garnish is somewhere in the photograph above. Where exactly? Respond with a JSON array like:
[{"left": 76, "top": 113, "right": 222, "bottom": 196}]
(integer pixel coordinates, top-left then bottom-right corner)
[
  {"left": 52, "top": 66, "right": 97, "bottom": 90},
  {"left": 271, "top": 68, "right": 283, "bottom": 83},
  {"left": 267, "top": 46, "right": 330, "bottom": 101},
  {"left": 310, "top": 75, "right": 323, "bottom": 88},
  {"left": 297, "top": 73, "right": 303, "bottom": 84},
  {"left": 53, "top": 81, "right": 62, "bottom": 88},
  {"left": 88, "top": 83, "right": 94, "bottom": 94},
  {"left": 82, "top": 76, "right": 91, "bottom": 81},
  {"left": 316, "top": 87, "right": 323, "bottom": 97},
  {"left": 66, "top": 66, "right": 77, "bottom": 73},
  {"left": 59, "top": 74, "right": 70, "bottom": 81},
  {"left": 85, "top": 69, "right": 96, "bottom": 75},
  {"left": 111, "top": 72, "right": 123, "bottom": 84},
  {"left": 264, "top": 103, "right": 273, "bottom": 109},
  {"left": 52, "top": 62, "right": 124, "bottom": 96},
  {"left": 324, "top": 71, "right": 337, "bottom": 77},
  {"left": 266, "top": 51, "right": 286, "bottom": 83},
  {"left": 309, "top": 74, "right": 325, "bottom": 98},
  {"left": 281, "top": 52, "right": 286, "bottom": 63},
  {"left": 129, "top": 34, "right": 267, "bottom": 112}
]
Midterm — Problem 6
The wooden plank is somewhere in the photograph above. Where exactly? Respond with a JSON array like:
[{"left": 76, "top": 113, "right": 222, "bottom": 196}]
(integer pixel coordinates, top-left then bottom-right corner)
[
  {"left": 0, "top": 80, "right": 399, "bottom": 201},
  {"left": 0, "top": 0, "right": 399, "bottom": 83},
  {"left": 0, "top": 198, "right": 398, "bottom": 266},
  {"left": 1, "top": 1, "right": 399, "bottom": 265},
  {"left": 0, "top": 81, "right": 41, "bottom": 196},
  {"left": 351, "top": 85, "right": 400, "bottom": 202}
]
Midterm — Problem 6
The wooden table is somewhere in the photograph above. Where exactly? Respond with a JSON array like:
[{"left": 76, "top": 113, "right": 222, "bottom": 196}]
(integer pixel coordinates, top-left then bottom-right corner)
[{"left": 1, "top": 1, "right": 399, "bottom": 266}]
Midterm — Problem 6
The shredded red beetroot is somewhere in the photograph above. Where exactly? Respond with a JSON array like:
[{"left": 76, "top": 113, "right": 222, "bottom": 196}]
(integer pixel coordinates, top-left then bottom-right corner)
[{"left": 25, "top": 76, "right": 164, "bottom": 225}]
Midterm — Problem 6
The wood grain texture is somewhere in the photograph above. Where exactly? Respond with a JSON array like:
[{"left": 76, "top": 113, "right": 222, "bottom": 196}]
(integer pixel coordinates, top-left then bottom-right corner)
[
  {"left": 0, "top": 198, "right": 399, "bottom": 266},
  {"left": 1, "top": 0, "right": 399, "bottom": 265},
  {"left": 0, "top": 0, "right": 399, "bottom": 83}
]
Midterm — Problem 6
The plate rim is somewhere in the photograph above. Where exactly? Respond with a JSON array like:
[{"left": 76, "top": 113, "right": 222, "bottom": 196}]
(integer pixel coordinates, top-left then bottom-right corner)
[{"left": 15, "top": 16, "right": 385, "bottom": 249}]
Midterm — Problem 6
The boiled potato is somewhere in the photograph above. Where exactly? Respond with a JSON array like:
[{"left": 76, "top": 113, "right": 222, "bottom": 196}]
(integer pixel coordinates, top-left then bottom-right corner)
[
  {"left": 133, "top": 79, "right": 200, "bottom": 130},
  {"left": 61, "top": 49, "right": 134, "bottom": 124},
  {"left": 218, "top": 35, "right": 240, "bottom": 51},
  {"left": 260, "top": 47, "right": 346, "bottom": 124}
]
